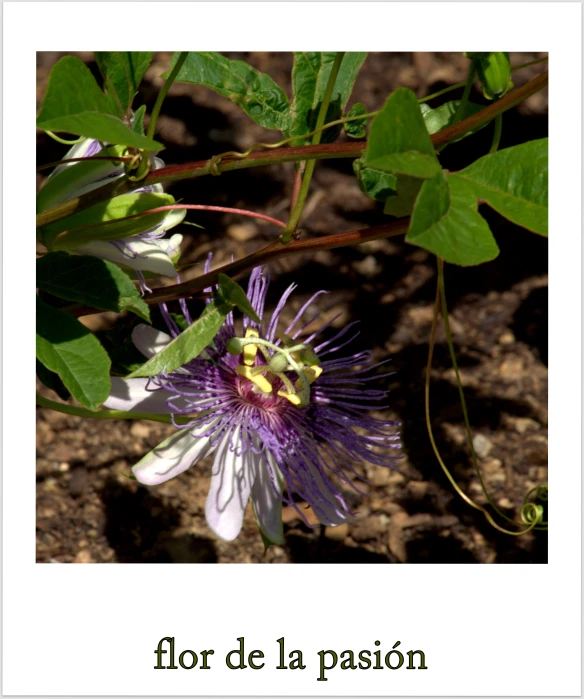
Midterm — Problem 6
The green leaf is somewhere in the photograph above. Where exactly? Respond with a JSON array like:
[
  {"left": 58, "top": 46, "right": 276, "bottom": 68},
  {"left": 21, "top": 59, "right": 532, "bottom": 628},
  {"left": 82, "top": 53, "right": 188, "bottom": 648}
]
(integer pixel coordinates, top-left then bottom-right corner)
[
  {"left": 37, "top": 56, "right": 162, "bottom": 150},
  {"left": 36, "top": 297, "right": 111, "bottom": 410},
  {"left": 127, "top": 301, "right": 233, "bottom": 378},
  {"left": 38, "top": 112, "right": 162, "bottom": 152},
  {"left": 353, "top": 157, "right": 397, "bottom": 201},
  {"left": 36, "top": 359, "right": 71, "bottom": 401},
  {"left": 42, "top": 192, "right": 175, "bottom": 249},
  {"left": 94, "top": 52, "right": 152, "bottom": 114},
  {"left": 453, "top": 139, "right": 548, "bottom": 236},
  {"left": 365, "top": 87, "right": 440, "bottom": 178},
  {"left": 406, "top": 172, "right": 499, "bottom": 266},
  {"left": 37, "top": 252, "right": 150, "bottom": 322},
  {"left": 132, "top": 104, "right": 147, "bottom": 135},
  {"left": 167, "top": 52, "right": 290, "bottom": 132},
  {"left": 344, "top": 102, "right": 367, "bottom": 139},
  {"left": 288, "top": 52, "right": 367, "bottom": 144},
  {"left": 383, "top": 175, "right": 424, "bottom": 218},
  {"left": 217, "top": 274, "right": 261, "bottom": 323},
  {"left": 420, "top": 100, "right": 486, "bottom": 140},
  {"left": 370, "top": 151, "right": 440, "bottom": 179}
]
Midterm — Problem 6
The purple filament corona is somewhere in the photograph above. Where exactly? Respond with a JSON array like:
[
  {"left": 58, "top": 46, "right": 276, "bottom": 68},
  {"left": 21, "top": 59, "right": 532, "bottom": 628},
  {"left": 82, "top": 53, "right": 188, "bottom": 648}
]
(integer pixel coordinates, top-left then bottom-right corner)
[{"left": 145, "top": 266, "right": 401, "bottom": 526}]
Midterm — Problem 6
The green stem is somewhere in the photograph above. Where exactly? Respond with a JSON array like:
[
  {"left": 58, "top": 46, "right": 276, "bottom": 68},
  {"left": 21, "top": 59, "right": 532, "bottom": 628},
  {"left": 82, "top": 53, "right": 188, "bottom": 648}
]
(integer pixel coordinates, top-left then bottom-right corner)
[
  {"left": 36, "top": 393, "right": 189, "bottom": 425},
  {"left": 147, "top": 52, "right": 188, "bottom": 142},
  {"left": 436, "top": 261, "right": 545, "bottom": 531},
  {"left": 133, "top": 52, "right": 190, "bottom": 180},
  {"left": 453, "top": 59, "right": 476, "bottom": 123},
  {"left": 44, "top": 131, "right": 85, "bottom": 146},
  {"left": 489, "top": 113, "right": 503, "bottom": 153},
  {"left": 36, "top": 71, "right": 548, "bottom": 230},
  {"left": 425, "top": 266, "right": 540, "bottom": 536},
  {"left": 419, "top": 80, "right": 467, "bottom": 104},
  {"left": 281, "top": 52, "right": 345, "bottom": 243}
]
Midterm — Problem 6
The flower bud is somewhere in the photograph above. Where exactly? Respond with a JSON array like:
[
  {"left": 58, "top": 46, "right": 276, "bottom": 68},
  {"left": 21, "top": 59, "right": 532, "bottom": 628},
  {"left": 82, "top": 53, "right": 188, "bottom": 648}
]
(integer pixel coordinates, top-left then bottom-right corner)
[{"left": 475, "top": 52, "right": 513, "bottom": 100}]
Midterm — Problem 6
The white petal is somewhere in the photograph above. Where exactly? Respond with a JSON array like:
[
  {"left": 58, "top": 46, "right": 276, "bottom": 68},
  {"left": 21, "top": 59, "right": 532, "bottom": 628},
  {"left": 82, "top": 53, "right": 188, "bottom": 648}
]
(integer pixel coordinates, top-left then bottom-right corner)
[
  {"left": 205, "top": 428, "right": 254, "bottom": 541},
  {"left": 133, "top": 427, "right": 215, "bottom": 486},
  {"left": 103, "top": 377, "right": 185, "bottom": 413},
  {"left": 155, "top": 209, "right": 187, "bottom": 233},
  {"left": 74, "top": 237, "right": 182, "bottom": 277},
  {"left": 251, "top": 453, "right": 284, "bottom": 545},
  {"left": 48, "top": 139, "right": 100, "bottom": 179},
  {"left": 131, "top": 325, "right": 172, "bottom": 359}
]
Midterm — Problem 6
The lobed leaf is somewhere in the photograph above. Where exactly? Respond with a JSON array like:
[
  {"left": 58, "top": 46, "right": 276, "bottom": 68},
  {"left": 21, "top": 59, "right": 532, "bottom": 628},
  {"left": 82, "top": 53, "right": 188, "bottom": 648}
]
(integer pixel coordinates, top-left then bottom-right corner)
[
  {"left": 383, "top": 175, "right": 424, "bottom": 218},
  {"left": 37, "top": 56, "right": 162, "bottom": 150},
  {"left": 344, "top": 102, "right": 368, "bottom": 139},
  {"left": 406, "top": 172, "right": 499, "bottom": 266},
  {"left": 353, "top": 158, "right": 397, "bottom": 201},
  {"left": 453, "top": 139, "right": 548, "bottom": 236},
  {"left": 167, "top": 52, "right": 290, "bottom": 132},
  {"left": 36, "top": 297, "right": 111, "bottom": 410},
  {"left": 288, "top": 52, "right": 367, "bottom": 144},
  {"left": 94, "top": 52, "right": 153, "bottom": 114},
  {"left": 365, "top": 87, "right": 440, "bottom": 178},
  {"left": 37, "top": 252, "right": 150, "bottom": 322}
]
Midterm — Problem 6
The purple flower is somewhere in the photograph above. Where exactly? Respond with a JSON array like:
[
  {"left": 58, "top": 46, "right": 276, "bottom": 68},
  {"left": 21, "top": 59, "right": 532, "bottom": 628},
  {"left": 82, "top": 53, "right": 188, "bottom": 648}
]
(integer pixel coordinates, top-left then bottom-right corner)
[{"left": 104, "top": 267, "right": 400, "bottom": 543}]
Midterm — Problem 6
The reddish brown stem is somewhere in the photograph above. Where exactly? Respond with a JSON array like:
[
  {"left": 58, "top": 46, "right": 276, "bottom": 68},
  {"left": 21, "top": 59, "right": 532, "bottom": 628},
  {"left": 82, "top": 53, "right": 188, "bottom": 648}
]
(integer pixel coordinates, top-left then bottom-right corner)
[
  {"left": 36, "top": 70, "right": 548, "bottom": 230},
  {"left": 69, "top": 219, "right": 409, "bottom": 316}
]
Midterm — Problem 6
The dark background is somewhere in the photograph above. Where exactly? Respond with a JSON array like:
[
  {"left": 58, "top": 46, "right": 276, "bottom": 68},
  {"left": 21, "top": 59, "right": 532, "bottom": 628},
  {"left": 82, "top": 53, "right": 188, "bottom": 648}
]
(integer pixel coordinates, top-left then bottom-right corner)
[{"left": 36, "top": 52, "right": 548, "bottom": 563}]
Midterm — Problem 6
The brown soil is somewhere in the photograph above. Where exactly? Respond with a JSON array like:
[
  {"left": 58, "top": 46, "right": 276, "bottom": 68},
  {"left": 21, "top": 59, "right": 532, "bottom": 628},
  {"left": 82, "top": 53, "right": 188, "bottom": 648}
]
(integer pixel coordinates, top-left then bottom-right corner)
[{"left": 36, "top": 52, "right": 548, "bottom": 564}]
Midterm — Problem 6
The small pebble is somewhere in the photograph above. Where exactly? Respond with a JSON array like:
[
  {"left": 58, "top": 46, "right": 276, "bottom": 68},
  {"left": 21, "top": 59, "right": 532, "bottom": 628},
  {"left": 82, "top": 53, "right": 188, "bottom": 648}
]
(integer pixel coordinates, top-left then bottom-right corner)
[
  {"left": 324, "top": 523, "right": 349, "bottom": 541},
  {"left": 498, "top": 330, "right": 516, "bottom": 345},
  {"left": 227, "top": 222, "right": 258, "bottom": 242},
  {"left": 74, "top": 549, "right": 93, "bottom": 564},
  {"left": 473, "top": 434, "right": 494, "bottom": 458},
  {"left": 514, "top": 417, "right": 541, "bottom": 434},
  {"left": 130, "top": 422, "right": 150, "bottom": 439}
]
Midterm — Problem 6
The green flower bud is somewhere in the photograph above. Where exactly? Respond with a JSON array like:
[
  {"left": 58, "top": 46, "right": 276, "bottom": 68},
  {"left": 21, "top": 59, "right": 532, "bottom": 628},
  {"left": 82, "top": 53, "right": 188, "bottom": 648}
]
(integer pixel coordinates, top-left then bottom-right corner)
[{"left": 475, "top": 52, "right": 513, "bottom": 101}]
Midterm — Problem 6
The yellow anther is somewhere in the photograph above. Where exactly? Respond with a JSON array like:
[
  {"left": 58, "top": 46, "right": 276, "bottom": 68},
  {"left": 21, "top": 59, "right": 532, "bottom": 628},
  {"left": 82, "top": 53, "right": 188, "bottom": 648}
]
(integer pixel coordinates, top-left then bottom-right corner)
[
  {"left": 277, "top": 390, "right": 303, "bottom": 406},
  {"left": 250, "top": 374, "right": 273, "bottom": 393},
  {"left": 236, "top": 364, "right": 273, "bottom": 394},
  {"left": 243, "top": 327, "right": 259, "bottom": 366},
  {"left": 295, "top": 365, "right": 323, "bottom": 389}
]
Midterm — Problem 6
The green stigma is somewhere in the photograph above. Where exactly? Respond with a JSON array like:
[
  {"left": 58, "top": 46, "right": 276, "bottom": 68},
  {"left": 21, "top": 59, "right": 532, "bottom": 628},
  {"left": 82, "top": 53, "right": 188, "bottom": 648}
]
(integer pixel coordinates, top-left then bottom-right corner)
[{"left": 230, "top": 328, "right": 322, "bottom": 408}]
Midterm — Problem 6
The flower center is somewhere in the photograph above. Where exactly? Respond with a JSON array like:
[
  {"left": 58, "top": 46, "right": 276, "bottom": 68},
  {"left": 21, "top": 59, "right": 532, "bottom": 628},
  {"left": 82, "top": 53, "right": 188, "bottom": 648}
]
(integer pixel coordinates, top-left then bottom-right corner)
[{"left": 227, "top": 328, "right": 322, "bottom": 408}]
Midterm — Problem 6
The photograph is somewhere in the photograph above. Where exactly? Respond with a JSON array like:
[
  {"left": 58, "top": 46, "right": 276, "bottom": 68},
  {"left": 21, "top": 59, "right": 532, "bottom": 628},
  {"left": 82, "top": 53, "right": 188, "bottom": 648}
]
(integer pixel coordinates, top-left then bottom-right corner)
[{"left": 36, "top": 50, "right": 549, "bottom": 565}]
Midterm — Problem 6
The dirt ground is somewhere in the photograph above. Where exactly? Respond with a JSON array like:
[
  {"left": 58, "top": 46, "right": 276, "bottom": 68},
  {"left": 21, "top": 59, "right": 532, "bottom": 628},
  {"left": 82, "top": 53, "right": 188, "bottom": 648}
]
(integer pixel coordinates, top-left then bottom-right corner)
[{"left": 36, "top": 52, "right": 548, "bottom": 563}]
